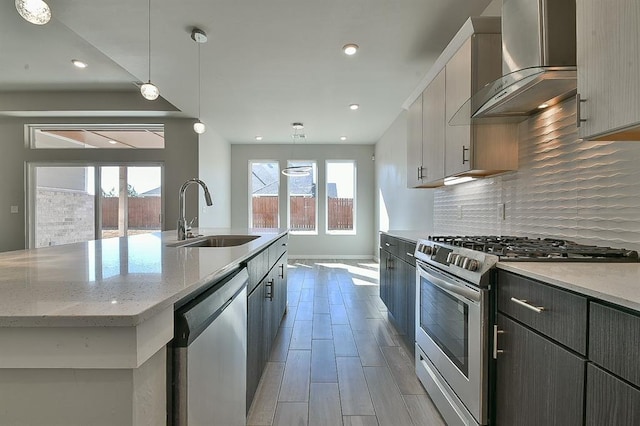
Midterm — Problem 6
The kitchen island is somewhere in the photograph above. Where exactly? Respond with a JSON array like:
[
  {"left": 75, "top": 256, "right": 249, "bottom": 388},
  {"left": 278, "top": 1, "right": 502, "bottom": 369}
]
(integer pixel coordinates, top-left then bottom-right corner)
[{"left": 0, "top": 228, "right": 287, "bottom": 426}]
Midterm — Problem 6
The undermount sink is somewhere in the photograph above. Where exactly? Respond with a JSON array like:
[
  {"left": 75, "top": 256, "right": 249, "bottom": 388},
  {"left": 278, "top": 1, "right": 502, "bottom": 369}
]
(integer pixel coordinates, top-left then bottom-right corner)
[{"left": 167, "top": 235, "right": 259, "bottom": 248}]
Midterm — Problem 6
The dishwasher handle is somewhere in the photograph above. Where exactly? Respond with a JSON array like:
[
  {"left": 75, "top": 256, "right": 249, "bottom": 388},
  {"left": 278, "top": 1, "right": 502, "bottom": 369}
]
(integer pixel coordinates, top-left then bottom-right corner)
[{"left": 172, "top": 267, "right": 249, "bottom": 347}]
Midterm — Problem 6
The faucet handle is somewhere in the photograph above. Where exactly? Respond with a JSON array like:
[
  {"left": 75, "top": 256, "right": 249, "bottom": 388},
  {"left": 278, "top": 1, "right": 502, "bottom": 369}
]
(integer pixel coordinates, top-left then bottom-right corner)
[{"left": 186, "top": 216, "right": 197, "bottom": 231}]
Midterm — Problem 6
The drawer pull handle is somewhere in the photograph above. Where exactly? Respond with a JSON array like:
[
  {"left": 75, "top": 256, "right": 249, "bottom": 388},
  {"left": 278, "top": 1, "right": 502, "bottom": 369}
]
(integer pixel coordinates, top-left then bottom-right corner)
[
  {"left": 406, "top": 252, "right": 414, "bottom": 257},
  {"left": 510, "top": 297, "right": 544, "bottom": 313},
  {"left": 385, "top": 242, "right": 391, "bottom": 247},
  {"left": 493, "top": 325, "right": 505, "bottom": 359}
]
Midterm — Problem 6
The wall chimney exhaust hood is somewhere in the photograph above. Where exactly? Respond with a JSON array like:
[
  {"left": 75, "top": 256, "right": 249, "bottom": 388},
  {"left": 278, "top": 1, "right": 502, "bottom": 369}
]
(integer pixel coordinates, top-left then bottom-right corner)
[{"left": 451, "top": 0, "right": 576, "bottom": 125}]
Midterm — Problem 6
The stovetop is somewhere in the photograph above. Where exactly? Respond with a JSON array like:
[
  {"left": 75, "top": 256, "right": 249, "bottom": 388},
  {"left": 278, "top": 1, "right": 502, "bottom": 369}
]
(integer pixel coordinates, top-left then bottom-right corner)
[{"left": 428, "top": 235, "right": 639, "bottom": 262}]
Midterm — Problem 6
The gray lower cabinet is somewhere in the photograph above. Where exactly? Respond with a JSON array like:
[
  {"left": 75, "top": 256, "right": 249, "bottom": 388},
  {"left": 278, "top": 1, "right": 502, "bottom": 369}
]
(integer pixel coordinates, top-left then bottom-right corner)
[
  {"left": 496, "top": 271, "right": 640, "bottom": 426},
  {"left": 495, "top": 313, "right": 585, "bottom": 426},
  {"left": 586, "top": 364, "right": 640, "bottom": 426},
  {"left": 246, "top": 279, "right": 265, "bottom": 409},
  {"left": 246, "top": 235, "right": 289, "bottom": 411},
  {"left": 495, "top": 270, "right": 586, "bottom": 425},
  {"left": 379, "top": 234, "right": 416, "bottom": 350},
  {"left": 587, "top": 301, "right": 640, "bottom": 425}
]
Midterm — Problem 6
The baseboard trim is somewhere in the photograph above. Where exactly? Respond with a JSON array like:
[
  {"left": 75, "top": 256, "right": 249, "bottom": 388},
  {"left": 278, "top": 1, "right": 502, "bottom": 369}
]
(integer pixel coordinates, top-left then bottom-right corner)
[{"left": 288, "top": 255, "right": 375, "bottom": 260}]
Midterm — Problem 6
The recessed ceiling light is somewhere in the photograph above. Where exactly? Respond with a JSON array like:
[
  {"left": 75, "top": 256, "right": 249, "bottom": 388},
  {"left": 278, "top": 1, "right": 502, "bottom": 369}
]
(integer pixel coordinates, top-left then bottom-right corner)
[
  {"left": 71, "top": 59, "right": 88, "bottom": 69},
  {"left": 343, "top": 44, "right": 359, "bottom": 56},
  {"left": 340, "top": 136, "right": 347, "bottom": 141},
  {"left": 108, "top": 140, "right": 117, "bottom": 145},
  {"left": 255, "top": 136, "right": 263, "bottom": 141},
  {"left": 349, "top": 104, "right": 359, "bottom": 110}
]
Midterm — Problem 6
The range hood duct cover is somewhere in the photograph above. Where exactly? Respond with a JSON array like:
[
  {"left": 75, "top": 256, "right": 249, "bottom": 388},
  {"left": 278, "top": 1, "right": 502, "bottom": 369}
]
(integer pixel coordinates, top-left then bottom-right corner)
[{"left": 451, "top": 0, "right": 577, "bottom": 125}]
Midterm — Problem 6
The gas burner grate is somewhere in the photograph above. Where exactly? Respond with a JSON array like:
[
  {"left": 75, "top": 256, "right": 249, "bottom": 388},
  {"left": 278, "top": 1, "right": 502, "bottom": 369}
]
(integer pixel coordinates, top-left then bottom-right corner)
[{"left": 428, "top": 235, "right": 639, "bottom": 262}]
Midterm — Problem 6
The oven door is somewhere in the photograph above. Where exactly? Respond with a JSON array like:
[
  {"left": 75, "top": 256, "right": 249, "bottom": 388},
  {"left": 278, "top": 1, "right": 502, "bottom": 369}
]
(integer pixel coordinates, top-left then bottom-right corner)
[{"left": 415, "top": 261, "right": 488, "bottom": 425}]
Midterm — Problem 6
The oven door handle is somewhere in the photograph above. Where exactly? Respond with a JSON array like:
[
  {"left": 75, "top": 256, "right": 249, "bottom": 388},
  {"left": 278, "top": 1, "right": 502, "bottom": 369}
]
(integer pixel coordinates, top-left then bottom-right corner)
[{"left": 417, "top": 262, "right": 481, "bottom": 303}]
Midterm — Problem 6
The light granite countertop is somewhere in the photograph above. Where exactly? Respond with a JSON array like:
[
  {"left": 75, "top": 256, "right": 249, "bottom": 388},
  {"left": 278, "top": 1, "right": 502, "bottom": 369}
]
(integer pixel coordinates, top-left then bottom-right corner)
[
  {"left": 0, "top": 228, "right": 287, "bottom": 328},
  {"left": 380, "top": 230, "right": 431, "bottom": 243},
  {"left": 381, "top": 231, "right": 640, "bottom": 313},
  {"left": 498, "top": 262, "right": 640, "bottom": 313}
]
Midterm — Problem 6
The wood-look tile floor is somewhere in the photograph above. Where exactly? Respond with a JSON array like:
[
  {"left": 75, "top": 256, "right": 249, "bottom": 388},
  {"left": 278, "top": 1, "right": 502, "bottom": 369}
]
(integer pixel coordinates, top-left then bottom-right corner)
[{"left": 247, "top": 260, "right": 445, "bottom": 426}]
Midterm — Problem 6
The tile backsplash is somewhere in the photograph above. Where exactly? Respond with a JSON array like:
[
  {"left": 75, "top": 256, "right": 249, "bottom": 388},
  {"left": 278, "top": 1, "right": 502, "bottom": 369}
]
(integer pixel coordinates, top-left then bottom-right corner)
[{"left": 434, "top": 97, "right": 640, "bottom": 251}]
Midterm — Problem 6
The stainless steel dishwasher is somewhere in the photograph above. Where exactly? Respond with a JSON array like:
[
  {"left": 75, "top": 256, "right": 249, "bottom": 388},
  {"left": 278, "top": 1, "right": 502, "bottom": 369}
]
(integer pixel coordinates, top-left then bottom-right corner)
[{"left": 168, "top": 267, "right": 248, "bottom": 425}]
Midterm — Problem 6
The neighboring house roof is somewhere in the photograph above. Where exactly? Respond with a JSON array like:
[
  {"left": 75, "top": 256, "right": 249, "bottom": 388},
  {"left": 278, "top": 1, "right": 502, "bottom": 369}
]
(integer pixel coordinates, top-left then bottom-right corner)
[
  {"left": 252, "top": 163, "right": 280, "bottom": 195},
  {"left": 327, "top": 183, "right": 337, "bottom": 198},
  {"left": 251, "top": 162, "right": 316, "bottom": 197},
  {"left": 139, "top": 187, "right": 161, "bottom": 197}
]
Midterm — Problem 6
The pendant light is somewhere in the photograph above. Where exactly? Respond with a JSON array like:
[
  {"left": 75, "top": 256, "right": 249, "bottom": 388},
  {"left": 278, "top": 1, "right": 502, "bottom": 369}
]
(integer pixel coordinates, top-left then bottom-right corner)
[
  {"left": 140, "top": 0, "right": 159, "bottom": 101},
  {"left": 282, "top": 123, "right": 312, "bottom": 177},
  {"left": 15, "top": 0, "right": 51, "bottom": 25},
  {"left": 191, "top": 28, "right": 207, "bottom": 134}
]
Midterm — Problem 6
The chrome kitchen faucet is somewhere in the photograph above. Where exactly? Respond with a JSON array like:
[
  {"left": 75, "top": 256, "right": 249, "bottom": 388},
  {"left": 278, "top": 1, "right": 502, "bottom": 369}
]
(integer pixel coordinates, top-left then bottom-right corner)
[{"left": 177, "top": 178, "right": 213, "bottom": 240}]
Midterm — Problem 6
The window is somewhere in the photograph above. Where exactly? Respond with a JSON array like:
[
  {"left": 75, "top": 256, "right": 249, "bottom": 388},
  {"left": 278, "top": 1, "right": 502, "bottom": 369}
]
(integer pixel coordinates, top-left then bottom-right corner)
[
  {"left": 249, "top": 161, "right": 280, "bottom": 228},
  {"left": 326, "top": 160, "right": 356, "bottom": 233},
  {"left": 28, "top": 125, "right": 165, "bottom": 149},
  {"left": 287, "top": 161, "right": 317, "bottom": 234},
  {"left": 100, "top": 166, "right": 162, "bottom": 239}
]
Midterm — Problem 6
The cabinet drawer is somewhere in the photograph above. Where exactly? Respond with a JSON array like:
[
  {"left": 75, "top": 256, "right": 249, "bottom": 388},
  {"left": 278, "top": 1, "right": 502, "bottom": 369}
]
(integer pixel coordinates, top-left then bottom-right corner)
[
  {"left": 586, "top": 363, "right": 640, "bottom": 426},
  {"left": 247, "top": 250, "right": 269, "bottom": 293},
  {"left": 398, "top": 239, "right": 416, "bottom": 266},
  {"left": 268, "top": 234, "right": 288, "bottom": 268},
  {"left": 589, "top": 302, "right": 640, "bottom": 388},
  {"left": 379, "top": 234, "right": 399, "bottom": 257},
  {"left": 497, "top": 271, "right": 587, "bottom": 355}
]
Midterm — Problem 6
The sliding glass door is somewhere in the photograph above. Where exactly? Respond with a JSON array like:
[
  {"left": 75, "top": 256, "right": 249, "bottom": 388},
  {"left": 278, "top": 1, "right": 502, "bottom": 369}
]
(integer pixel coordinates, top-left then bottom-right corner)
[{"left": 29, "top": 164, "right": 162, "bottom": 248}]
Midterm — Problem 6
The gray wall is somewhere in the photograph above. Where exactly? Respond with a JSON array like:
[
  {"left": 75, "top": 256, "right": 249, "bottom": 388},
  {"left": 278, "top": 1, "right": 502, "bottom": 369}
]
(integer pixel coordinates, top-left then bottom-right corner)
[
  {"left": 0, "top": 116, "right": 199, "bottom": 252},
  {"left": 198, "top": 127, "right": 231, "bottom": 228},
  {"left": 374, "top": 111, "right": 435, "bottom": 246},
  {"left": 231, "top": 144, "right": 376, "bottom": 258}
]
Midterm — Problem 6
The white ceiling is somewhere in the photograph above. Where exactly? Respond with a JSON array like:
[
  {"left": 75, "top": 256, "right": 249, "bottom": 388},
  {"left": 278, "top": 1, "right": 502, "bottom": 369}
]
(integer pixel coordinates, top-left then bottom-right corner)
[{"left": 1, "top": 0, "right": 494, "bottom": 144}]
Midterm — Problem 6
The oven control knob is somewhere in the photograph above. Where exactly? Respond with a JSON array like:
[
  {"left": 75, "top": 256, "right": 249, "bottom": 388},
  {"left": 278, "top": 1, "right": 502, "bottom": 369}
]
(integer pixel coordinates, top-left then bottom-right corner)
[
  {"left": 446, "top": 253, "right": 457, "bottom": 264},
  {"left": 421, "top": 245, "right": 433, "bottom": 255},
  {"left": 455, "top": 255, "right": 466, "bottom": 267},
  {"left": 465, "top": 259, "right": 480, "bottom": 271}
]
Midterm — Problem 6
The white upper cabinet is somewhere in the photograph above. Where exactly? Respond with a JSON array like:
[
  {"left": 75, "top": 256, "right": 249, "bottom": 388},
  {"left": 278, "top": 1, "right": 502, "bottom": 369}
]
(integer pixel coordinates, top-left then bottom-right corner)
[
  {"left": 405, "top": 17, "right": 518, "bottom": 188},
  {"left": 406, "top": 70, "right": 446, "bottom": 188},
  {"left": 406, "top": 93, "right": 424, "bottom": 188},
  {"left": 422, "top": 69, "right": 446, "bottom": 184},
  {"left": 445, "top": 34, "right": 518, "bottom": 178},
  {"left": 577, "top": 0, "right": 640, "bottom": 141}
]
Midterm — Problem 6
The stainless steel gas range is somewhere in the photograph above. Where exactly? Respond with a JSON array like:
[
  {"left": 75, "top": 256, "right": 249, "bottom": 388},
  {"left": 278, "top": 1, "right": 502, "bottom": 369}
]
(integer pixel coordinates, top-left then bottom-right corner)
[{"left": 413, "top": 235, "right": 639, "bottom": 426}]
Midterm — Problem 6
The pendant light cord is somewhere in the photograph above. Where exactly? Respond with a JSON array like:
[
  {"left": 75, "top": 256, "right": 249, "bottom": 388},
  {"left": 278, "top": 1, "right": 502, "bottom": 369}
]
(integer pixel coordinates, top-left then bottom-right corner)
[
  {"left": 147, "top": 0, "right": 152, "bottom": 82},
  {"left": 198, "top": 41, "right": 201, "bottom": 118}
]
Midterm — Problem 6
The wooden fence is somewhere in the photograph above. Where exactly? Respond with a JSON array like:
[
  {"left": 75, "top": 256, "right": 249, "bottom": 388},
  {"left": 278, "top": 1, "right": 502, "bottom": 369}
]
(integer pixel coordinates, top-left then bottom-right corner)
[
  {"left": 102, "top": 197, "right": 161, "bottom": 229},
  {"left": 252, "top": 196, "right": 353, "bottom": 230}
]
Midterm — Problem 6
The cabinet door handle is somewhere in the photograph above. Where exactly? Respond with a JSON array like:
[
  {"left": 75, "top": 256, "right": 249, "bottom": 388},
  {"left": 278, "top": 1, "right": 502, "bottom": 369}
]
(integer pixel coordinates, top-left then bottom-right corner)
[
  {"left": 510, "top": 297, "right": 544, "bottom": 313},
  {"left": 493, "top": 325, "right": 504, "bottom": 359},
  {"left": 462, "top": 146, "right": 470, "bottom": 164},
  {"left": 576, "top": 93, "right": 587, "bottom": 128},
  {"left": 278, "top": 264, "right": 284, "bottom": 279},
  {"left": 417, "top": 166, "right": 424, "bottom": 180},
  {"left": 265, "top": 279, "right": 274, "bottom": 300}
]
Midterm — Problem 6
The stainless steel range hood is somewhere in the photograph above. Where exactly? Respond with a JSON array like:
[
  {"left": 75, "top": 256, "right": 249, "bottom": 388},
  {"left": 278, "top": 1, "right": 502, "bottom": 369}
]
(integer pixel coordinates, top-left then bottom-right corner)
[{"left": 451, "top": 0, "right": 576, "bottom": 125}]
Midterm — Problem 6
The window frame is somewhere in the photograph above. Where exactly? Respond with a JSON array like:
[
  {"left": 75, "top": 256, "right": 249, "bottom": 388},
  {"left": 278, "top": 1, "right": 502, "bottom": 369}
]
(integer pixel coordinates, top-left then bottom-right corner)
[
  {"left": 26, "top": 123, "right": 165, "bottom": 149},
  {"left": 26, "top": 161, "right": 164, "bottom": 248},
  {"left": 325, "top": 159, "right": 357, "bottom": 235},
  {"left": 286, "top": 160, "right": 318, "bottom": 235},
  {"left": 248, "top": 159, "right": 280, "bottom": 229}
]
